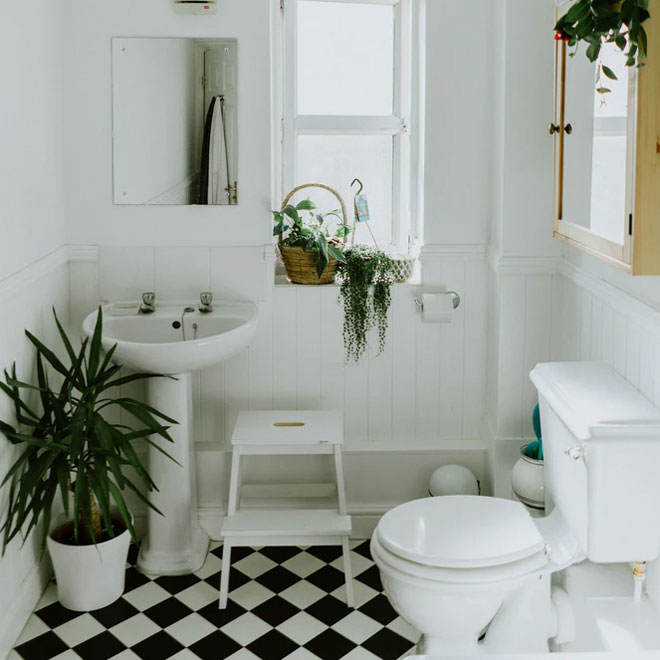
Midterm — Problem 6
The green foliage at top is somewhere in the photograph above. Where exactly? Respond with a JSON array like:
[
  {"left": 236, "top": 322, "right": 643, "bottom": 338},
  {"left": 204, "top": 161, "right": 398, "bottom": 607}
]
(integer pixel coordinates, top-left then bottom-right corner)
[
  {"left": 337, "top": 245, "right": 394, "bottom": 363},
  {"left": 273, "top": 198, "right": 351, "bottom": 277},
  {"left": 555, "top": 0, "right": 650, "bottom": 94},
  {"left": 0, "top": 308, "right": 176, "bottom": 554}
]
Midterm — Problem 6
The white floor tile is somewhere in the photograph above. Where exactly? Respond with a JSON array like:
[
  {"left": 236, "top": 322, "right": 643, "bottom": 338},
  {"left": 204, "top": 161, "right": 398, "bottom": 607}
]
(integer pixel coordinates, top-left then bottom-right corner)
[
  {"left": 220, "top": 611, "right": 272, "bottom": 646},
  {"left": 282, "top": 648, "right": 321, "bottom": 660},
  {"left": 15, "top": 614, "right": 49, "bottom": 644},
  {"left": 340, "top": 648, "right": 382, "bottom": 660},
  {"left": 233, "top": 552, "right": 278, "bottom": 579},
  {"left": 386, "top": 617, "right": 421, "bottom": 643},
  {"left": 194, "top": 553, "right": 222, "bottom": 580},
  {"left": 110, "top": 651, "right": 141, "bottom": 660},
  {"left": 332, "top": 610, "right": 382, "bottom": 644},
  {"left": 229, "top": 581, "right": 275, "bottom": 610},
  {"left": 35, "top": 582, "right": 59, "bottom": 609},
  {"left": 225, "top": 650, "right": 263, "bottom": 660},
  {"left": 174, "top": 581, "right": 218, "bottom": 611},
  {"left": 165, "top": 613, "right": 216, "bottom": 646},
  {"left": 168, "top": 650, "right": 200, "bottom": 660},
  {"left": 52, "top": 651, "right": 83, "bottom": 660},
  {"left": 109, "top": 613, "right": 160, "bottom": 647},
  {"left": 276, "top": 611, "right": 327, "bottom": 645},
  {"left": 281, "top": 552, "right": 326, "bottom": 578},
  {"left": 331, "top": 580, "right": 378, "bottom": 608},
  {"left": 279, "top": 580, "right": 325, "bottom": 609},
  {"left": 331, "top": 551, "right": 372, "bottom": 577},
  {"left": 122, "top": 582, "right": 171, "bottom": 611},
  {"left": 53, "top": 613, "right": 105, "bottom": 647}
]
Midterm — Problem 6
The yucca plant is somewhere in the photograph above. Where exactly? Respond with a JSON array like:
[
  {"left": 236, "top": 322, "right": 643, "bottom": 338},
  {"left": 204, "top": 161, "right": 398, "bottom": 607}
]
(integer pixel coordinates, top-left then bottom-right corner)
[{"left": 0, "top": 307, "right": 176, "bottom": 554}]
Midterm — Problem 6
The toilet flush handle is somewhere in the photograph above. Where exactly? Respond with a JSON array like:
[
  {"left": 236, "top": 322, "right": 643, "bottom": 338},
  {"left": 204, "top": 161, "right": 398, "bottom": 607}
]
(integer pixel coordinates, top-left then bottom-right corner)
[{"left": 564, "top": 445, "right": 583, "bottom": 461}]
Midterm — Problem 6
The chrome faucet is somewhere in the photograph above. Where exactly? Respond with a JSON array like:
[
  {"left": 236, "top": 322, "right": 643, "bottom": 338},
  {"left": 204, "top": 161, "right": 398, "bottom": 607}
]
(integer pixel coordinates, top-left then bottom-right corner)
[
  {"left": 140, "top": 292, "right": 156, "bottom": 314},
  {"left": 199, "top": 291, "right": 213, "bottom": 313}
]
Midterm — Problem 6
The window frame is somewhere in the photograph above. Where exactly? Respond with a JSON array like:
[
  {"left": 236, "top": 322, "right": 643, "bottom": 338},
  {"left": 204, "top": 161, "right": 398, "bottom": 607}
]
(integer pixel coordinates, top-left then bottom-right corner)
[{"left": 279, "top": 0, "right": 418, "bottom": 252}]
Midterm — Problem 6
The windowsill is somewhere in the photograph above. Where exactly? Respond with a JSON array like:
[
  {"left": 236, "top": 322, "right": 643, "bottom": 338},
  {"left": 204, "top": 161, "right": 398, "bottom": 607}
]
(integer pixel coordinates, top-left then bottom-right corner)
[{"left": 273, "top": 274, "right": 421, "bottom": 288}]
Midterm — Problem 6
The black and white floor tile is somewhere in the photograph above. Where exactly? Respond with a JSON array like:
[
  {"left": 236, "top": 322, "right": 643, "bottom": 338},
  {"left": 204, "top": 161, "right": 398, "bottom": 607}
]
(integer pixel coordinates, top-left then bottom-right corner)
[{"left": 11, "top": 541, "right": 420, "bottom": 660}]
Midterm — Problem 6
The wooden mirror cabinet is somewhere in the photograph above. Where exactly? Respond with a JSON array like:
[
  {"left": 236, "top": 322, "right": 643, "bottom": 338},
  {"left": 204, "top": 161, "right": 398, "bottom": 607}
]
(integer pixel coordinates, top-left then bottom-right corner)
[{"left": 552, "top": 0, "right": 660, "bottom": 275}]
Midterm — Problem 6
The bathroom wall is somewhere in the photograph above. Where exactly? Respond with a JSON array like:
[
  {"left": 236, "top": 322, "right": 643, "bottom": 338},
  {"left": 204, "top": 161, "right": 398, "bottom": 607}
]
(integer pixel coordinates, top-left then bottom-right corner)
[
  {"left": 60, "top": 0, "right": 497, "bottom": 526},
  {"left": 0, "top": 1, "right": 70, "bottom": 654}
]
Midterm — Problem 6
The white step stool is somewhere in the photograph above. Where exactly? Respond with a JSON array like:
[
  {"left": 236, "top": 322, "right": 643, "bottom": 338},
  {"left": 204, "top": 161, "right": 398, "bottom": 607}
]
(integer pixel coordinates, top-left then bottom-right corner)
[{"left": 219, "top": 410, "right": 353, "bottom": 609}]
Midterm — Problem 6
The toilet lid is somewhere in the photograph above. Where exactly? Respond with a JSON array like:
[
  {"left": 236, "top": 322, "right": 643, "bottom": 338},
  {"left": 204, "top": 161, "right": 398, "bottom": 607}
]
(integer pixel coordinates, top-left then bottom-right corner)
[{"left": 377, "top": 496, "right": 546, "bottom": 568}]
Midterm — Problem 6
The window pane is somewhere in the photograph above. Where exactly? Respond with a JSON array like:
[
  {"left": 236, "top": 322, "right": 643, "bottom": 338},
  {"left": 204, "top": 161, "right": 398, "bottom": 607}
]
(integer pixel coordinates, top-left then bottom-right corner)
[
  {"left": 297, "top": 135, "right": 393, "bottom": 245},
  {"left": 297, "top": 1, "right": 394, "bottom": 116}
]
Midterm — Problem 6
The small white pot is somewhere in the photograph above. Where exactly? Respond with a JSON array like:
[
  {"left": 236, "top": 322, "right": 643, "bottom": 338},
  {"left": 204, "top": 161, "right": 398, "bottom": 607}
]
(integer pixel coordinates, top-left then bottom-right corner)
[
  {"left": 47, "top": 511, "right": 131, "bottom": 611},
  {"left": 511, "top": 445, "right": 545, "bottom": 511}
]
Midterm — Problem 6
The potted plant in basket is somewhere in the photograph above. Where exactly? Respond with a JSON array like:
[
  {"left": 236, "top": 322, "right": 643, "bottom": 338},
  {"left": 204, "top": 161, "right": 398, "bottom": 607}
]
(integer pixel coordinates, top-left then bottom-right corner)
[
  {"left": 0, "top": 308, "right": 176, "bottom": 611},
  {"left": 273, "top": 183, "right": 351, "bottom": 285}
]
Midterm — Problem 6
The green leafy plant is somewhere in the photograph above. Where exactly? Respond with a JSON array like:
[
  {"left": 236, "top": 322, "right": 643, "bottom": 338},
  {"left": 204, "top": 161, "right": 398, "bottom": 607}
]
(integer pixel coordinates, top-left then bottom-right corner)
[
  {"left": 0, "top": 308, "right": 176, "bottom": 554},
  {"left": 555, "top": 0, "right": 650, "bottom": 94},
  {"left": 273, "top": 198, "right": 351, "bottom": 277},
  {"left": 337, "top": 245, "right": 394, "bottom": 363}
]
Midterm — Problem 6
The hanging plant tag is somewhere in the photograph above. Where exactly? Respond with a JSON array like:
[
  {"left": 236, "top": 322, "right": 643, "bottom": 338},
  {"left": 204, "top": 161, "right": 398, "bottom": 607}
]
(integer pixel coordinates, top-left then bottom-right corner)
[{"left": 354, "top": 194, "right": 371, "bottom": 222}]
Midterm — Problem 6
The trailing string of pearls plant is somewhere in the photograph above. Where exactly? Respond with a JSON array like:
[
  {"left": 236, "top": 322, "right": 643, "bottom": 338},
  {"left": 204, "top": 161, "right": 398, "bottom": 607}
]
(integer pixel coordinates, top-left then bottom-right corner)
[{"left": 337, "top": 245, "right": 394, "bottom": 364}]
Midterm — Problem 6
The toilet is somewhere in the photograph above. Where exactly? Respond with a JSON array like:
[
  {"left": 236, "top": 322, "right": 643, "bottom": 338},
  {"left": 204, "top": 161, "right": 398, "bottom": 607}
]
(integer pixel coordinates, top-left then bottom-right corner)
[{"left": 372, "top": 362, "right": 660, "bottom": 656}]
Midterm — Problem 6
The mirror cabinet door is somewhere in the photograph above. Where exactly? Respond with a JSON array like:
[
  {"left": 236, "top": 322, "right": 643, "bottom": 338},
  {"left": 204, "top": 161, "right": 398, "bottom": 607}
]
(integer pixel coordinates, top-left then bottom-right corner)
[
  {"left": 553, "top": 36, "right": 635, "bottom": 268},
  {"left": 112, "top": 37, "right": 238, "bottom": 206}
]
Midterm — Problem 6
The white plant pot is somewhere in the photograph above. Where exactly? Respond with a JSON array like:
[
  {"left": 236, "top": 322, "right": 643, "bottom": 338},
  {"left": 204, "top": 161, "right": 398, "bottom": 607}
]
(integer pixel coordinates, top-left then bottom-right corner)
[
  {"left": 47, "top": 511, "right": 131, "bottom": 611},
  {"left": 511, "top": 445, "right": 545, "bottom": 511}
]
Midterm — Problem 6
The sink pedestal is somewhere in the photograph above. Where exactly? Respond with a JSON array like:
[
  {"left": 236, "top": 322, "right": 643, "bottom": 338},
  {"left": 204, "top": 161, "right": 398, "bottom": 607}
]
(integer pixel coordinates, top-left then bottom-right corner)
[{"left": 137, "top": 373, "right": 210, "bottom": 575}]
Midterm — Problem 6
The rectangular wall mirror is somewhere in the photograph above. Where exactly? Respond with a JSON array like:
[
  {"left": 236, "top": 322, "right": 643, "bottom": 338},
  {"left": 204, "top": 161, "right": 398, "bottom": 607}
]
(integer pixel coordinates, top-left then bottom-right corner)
[{"left": 112, "top": 37, "right": 238, "bottom": 206}]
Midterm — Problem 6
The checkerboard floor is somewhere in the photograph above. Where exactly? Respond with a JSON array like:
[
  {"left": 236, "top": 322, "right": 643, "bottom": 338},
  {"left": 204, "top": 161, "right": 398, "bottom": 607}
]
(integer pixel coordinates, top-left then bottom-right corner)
[{"left": 11, "top": 541, "right": 420, "bottom": 660}]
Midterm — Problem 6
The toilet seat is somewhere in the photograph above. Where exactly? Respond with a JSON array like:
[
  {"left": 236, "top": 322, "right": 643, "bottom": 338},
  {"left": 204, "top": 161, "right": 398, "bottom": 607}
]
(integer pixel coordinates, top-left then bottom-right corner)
[{"left": 377, "top": 495, "right": 546, "bottom": 569}]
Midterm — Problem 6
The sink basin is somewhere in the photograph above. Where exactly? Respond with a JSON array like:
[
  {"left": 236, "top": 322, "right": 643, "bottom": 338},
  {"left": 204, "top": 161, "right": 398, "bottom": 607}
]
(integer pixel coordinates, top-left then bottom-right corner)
[
  {"left": 82, "top": 299, "right": 259, "bottom": 577},
  {"left": 83, "top": 301, "right": 259, "bottom": 374}
]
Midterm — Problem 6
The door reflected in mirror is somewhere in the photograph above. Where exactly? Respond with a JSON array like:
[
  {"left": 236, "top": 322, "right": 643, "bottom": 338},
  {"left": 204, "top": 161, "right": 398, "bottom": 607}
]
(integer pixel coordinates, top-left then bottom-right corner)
[
  {"left": 560, "top": 40, "right": 633, "bottom": 245},
  {"left": 112, "top": 37, "right": 238, "bottom": 206}
]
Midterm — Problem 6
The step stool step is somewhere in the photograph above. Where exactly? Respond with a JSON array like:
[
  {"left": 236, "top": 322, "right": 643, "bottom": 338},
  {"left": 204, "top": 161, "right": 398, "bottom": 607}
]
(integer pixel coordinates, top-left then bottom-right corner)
[
  {"left": 231, "top": 410, "right": 343, "bottom": 447},
  {"left": 222, "top": 509, "right": 351, "bottom": 538}
]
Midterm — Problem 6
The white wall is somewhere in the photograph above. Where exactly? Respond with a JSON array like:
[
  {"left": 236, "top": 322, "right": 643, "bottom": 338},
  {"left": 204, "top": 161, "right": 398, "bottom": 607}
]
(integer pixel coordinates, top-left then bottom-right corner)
[
  {"left": 112, "top": 38, "right": 198, "bottom": 204},
  {"left": 0, "top": 1, "right": 70, "bottom": 653}
]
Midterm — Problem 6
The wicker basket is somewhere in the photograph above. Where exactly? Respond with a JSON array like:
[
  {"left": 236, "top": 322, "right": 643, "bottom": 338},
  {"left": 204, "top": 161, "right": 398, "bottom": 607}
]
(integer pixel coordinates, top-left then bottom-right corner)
[
  {"left": 390, "top": 254, "right": 416, "bottom": 283},
  {"left": 278, "top": 183, "right": 348, "bottom": 285}
]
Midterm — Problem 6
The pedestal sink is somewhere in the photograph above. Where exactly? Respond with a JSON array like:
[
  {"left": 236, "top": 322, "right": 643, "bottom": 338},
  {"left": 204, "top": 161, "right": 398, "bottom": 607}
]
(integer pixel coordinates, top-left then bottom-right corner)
[{"left": 83, "top": 300, "right": 258, "bottom": 575}]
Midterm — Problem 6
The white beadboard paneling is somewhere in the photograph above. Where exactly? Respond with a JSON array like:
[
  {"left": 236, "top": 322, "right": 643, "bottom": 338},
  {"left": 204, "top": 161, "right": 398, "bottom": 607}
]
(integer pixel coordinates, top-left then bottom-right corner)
[
  {"left": 625, "top": 321, "right": 641, "bottom": 389},
  {"left": 154, "top": 247, "right": 210, "bottom": 300},
  {"left": 98, "top": 246, "right": 155, "bottom": 301},
  {"left": 210, "top": 247, "right": 267, "bottom": 302},
  {"left": 319, "top": 288, "right": 345, "bottom": 414},
  {"left": 201, "top": 363, "right": 226, "bottom": 446},
  {"left": 248, "top": 301, "right": 274, "bottom": 411},
  {"left": 223, "top": 350, "right": 250, "bottom": 446},
  {"left": 344, "top": 344, "right": 370, "bottom": 446},
  {"left": 296, "top": 287, "right": 322, "bottom": 410},
  {"left": 272, "top": 287, "right": 298, "bottom": 409},
  {"left": 367, "top": 303, "right": 394, "bottom": 445}
]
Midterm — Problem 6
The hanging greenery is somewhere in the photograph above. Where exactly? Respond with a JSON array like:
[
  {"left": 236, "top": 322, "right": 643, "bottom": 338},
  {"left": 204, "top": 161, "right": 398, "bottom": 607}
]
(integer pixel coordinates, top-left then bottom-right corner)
[
  {"left": 337, "top": 245, "right": 394, "bottom": 363},
  {"left": 555, "top": 0, "right": 650, "bottom": 94}
]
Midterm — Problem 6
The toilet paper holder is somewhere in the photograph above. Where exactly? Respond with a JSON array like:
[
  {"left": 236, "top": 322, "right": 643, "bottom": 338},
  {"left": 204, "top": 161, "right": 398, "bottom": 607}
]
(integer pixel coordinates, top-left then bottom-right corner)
[{"left": 414, "top": 291, "right": 461, "bottom": 312}]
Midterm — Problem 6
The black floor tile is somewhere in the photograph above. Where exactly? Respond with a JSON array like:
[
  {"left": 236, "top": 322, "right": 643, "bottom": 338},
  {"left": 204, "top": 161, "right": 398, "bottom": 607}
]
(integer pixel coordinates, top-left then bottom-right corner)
[
  {"left": 304, "top": 628, "right": 357, "bottom": 660},
  {"left": 124, "top": 566, "right": 151, "bottom": 593},
  {"left": 352, "top": 540, "right": 373, "bottom": 561},
  {"left": 132, "top": 630, "right": 184, "bottom": 660},
  {"left": 91, "top": 598, "right": 140, "bottom": 628},
  {"left": 127, "top": 544, "right": 140, "bottom": 566},
  {"left": 306, "top": 565, "right": 346, "bottom": 592},
  {"left": 258, "top": 546, "right": 303, "bottom": 563},
  {"left": 305, "top": 594, "right": 352, "bottom": 626},
  {"left": 252, "top": 595, "right": 300, "bottom": 627},
  {"left": 144, "top": 597, "right": 193, "bottom": 628},
  {"left": 255, "top": 566, "right": 301, "bottom": 593},
  {"left": 34, "top": 601, "right": 81, "bottom": 628},
  {"left": 362, "top": 628, "right": 415, "bottom": 660},
  {"left": 189, "top": 630, "right": 241, "bottom": 660},
  {"left": 305, "top": 545, "right": 343, "bottom": 563},
  {"left": 74, "top": 631, "right": 126, "bottom": 660},
  {"left": 210, "top": 545, "right": 255, "bottom": 563},
  {"left": 355, "top": 564, "right": 383, "bottom": 591},
  {"left": 203, "top": 567, "right": 251, "bottom": 592},
  {"left": 154, "top": 573, "right": 200, "bottom": 595},
  {"left": 358, "top": 594, "right": 398, "bottom": 625},
  {"left": 197, "top": 599, "right": 247, "bottom": 628},
  {"left": 247, "top": 629, "right": 298, "bottom": 660},
  {"left": 14, "top": 631, "right": 68, "bottom": 660}
]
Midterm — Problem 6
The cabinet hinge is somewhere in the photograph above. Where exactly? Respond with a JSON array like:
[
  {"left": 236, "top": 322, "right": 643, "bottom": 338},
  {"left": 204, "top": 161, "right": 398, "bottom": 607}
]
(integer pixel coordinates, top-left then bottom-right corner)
[
  {"left": 280, "top": 0, "right": 284, "bottom": 12},
  {"left": 201, "top": 75, "right": 206, "bottom": 88},
  {"left": 629, "top": 213, "right": 633, "bottom": 236}
]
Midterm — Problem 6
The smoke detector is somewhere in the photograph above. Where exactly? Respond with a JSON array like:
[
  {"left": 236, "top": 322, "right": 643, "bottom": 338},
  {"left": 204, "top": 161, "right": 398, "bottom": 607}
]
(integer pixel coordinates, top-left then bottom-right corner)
[{"left": 173, "top": 1, "right": 217, "bottom": 15}]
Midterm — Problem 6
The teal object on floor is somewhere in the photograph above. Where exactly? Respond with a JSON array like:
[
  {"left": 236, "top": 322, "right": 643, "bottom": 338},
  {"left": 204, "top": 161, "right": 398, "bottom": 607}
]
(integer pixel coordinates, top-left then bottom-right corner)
[{"left": 528, "top": 404, "right": 543, "bottom": 460}]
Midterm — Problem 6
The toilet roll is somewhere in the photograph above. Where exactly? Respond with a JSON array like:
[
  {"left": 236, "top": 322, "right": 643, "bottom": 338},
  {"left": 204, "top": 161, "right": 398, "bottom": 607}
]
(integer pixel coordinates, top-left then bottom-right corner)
[{"left": 422, "top": 293, "right": 455, "bottom": 323}]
